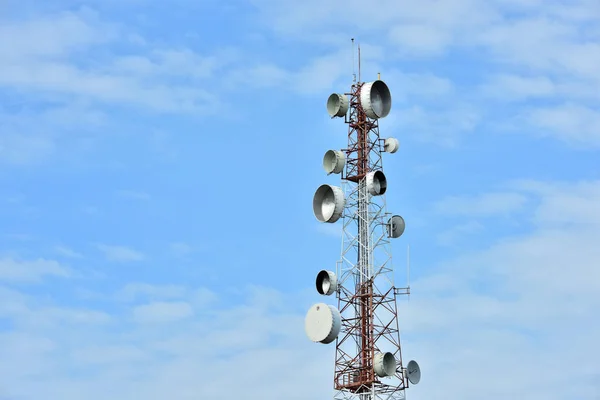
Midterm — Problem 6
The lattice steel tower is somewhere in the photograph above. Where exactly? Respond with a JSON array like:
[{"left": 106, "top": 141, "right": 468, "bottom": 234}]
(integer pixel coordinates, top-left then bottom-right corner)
[{"left": 305, "top": 42, "right": 421, "bottom": 400}]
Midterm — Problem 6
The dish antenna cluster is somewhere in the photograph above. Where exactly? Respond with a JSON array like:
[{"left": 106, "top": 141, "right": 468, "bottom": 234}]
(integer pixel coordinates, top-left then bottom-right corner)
[{"left": 305, "top": 40, "right": 421, "bottom": 400}]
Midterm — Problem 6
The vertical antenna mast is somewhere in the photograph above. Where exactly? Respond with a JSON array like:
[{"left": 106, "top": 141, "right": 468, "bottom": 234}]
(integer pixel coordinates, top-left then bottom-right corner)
[
  {"left": 407, "top": 244, "right": 411, "bottom": 301},
  {"left": 307, "top": 40, "right": 421, "bottom": 400},
  {"left": 408, "top": 244, "right": 411, "bottom": 289},
  {"left": 352, "top": 38, "right": 356, "bottom": 83},
  {"left": 358, "top": 44, "right": 361, "bottom": 83}
]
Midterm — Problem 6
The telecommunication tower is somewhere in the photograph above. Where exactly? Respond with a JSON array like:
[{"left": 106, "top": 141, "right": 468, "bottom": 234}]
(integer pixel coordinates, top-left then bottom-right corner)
[{"left": 305, "top": 41, "right": 421, "bottom": 400}]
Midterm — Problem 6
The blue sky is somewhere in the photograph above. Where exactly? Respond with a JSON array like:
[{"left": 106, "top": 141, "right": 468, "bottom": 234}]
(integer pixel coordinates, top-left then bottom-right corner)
[{"left": 0, "top": 0, "right": 599, "bottom": 399}]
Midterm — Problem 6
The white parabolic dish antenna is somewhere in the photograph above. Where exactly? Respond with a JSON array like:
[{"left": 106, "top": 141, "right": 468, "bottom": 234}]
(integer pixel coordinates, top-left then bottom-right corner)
[
  {"left": 407, "top": 360, "right": 421, "bottom": 384},
  {"left": 305, "top": 303, "right": 341, "bottom": 344},
  {"left": 387, "top": 215, "right": 406, "bottom": 239},
  {"left": 374, "top": 352, "right": 396, "bottom": 377},
  {"left": 366, "top": 170, "right": 387, "bottom": 196},
  {"left": 360, "top": 80, "right": 392, "bottom": 119},
  {"left": 313, "top": 184, "right": 345, "bottom": 223},
  {"left": 327, "top": 93, "right": 349, "bottom": 118},
  {"left": 323, "top": 150, "right": 346, "bottom": 175},
  {"left": 384, "top": 137, "right": 399, "bottom": 154},
  {"left": 316, "top": 270, "right": 337, "bottom": 296}
]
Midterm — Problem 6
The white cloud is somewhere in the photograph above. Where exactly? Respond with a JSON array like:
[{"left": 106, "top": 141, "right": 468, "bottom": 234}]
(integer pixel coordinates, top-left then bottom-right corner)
[
  {"left": 227, "top": 45, "right": 363, "bottom": 94},
  {"left": 436, "top": 220, "right": 484, "bottom": 246},
  {"left": 169, "top": 242, "right": 195, "bottom": 257},
  {"left": 480, "top": 73, "right": 600, "bottom": 106},
  {"left": 401, "top": 180, "right": 600, "bottom": 398},
  {"left": 71, "top": 345, "right": 148, "bottom": 366},
  {"left": 0, "top": 258, "right": 70, "bottom": 282},
  {"left": 0, "top": 100, "right": 109, "bottom": 166},
  {"left": 0, "top": 132, "right": 56, "bottom": 165},
  {"left": 228, "top": 64, "right": 290, "bottom": 89},
  {"left": 1, "top": 61, "right": 220, "bottom": 113},
  {"left": 384, "top": 104, "right": 480, "bottom": 146},
  {"left": 35, "top": 307, "right": 112, "bottom": 326},
  {"left": 132, "top": 301, "right": 194, "bottom": 324},
  {"left": 55, "top": 246, "right": 83, "bottom": 258},
  {"left": 0, "top": 286, "right": 29, "bottom": 317},
  {"left": 0, "top": 287, "right": 111, "bottom": 329},
  {"left": 249, "top": 0, "right": 498, "bottom": 43},
  {"left": 384, "top": 70, "right": 455, "bottom": 101},
  {"left": 108, "top": 48, "right": 222, "bottom": 80},
  {"left": 96, "top": 244, "right": 145, "bottom": 262},
  {"left": 290, "top": 47, "right": 359, "bottom": 95},
  {"left": 480, "top": 74, "right": 557, "bottom": 100},
  {"left": 117, "top": 283, "right": 188, "bottom": 302},
  {"left": 189, "top": 287, "right": 218, "bottom": 307},
  {"left": 0, "top": 10, "right": 225, "bottom": 115},
  {"left": 388, "top": 24, "right": 451, "bottom": 57},
  {"left": 528, "top": 104, "right": 600, "bottom": 147},
  {"left": 226, "top": 42, "right": 391, "bottom": 95},
  {"left": 433, "top": 192, "right": 528, "bottom": 216},
  {"left": 0, "top": 283, "right": 329, "bottom": 399},
  {"left": 0, "top": 9, "right": 112, "bottom": 61},
  {"left": 511, "top": 180, "right": 600, "bottom": 227}
]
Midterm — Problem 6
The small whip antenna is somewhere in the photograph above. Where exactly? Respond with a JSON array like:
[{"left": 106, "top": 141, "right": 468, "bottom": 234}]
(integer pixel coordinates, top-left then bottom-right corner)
[
  {"left": 358, "top": 44, "right": 361, "bottom": 83},
  {"left": 351, "top": 38, "right": 356, "bottom": 83},
  {"left": 407, "top": 244, "right": 411, "bottom": 302}
]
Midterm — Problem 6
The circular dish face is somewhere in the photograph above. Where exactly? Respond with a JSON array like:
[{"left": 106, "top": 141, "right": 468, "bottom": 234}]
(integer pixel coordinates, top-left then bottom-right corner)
[
  {"left": 326, "top": 93, "right": 349, "bottom": 117},
  {"left": 384, "top": 137, "right": 399, "bottom": 153},
  {"left": 316, "top": 270, "right": 337, "bottom": 295},
  {"left": 360, "top": 80, "right": 392, "bottom": 119},
  {"left": 388, "top": 215, "right": 406, "bottom": 238},
  {"left": 313, "top": 184, "right": 345, "bottom": 223},
  {"left": 304, "top": 303, "right": 341, "bottom": 344},
  {"left": 323, "top": 150, "right": 345, "bottom": 175},
  {"left": 374, "top": 352, "right": 396, "bottom": 377},
  {"left": 407, "top": 360, "right": 421, "bottom": 384},
  {"left": 366, "top": 170, "right": 387, "bottom": 196}
]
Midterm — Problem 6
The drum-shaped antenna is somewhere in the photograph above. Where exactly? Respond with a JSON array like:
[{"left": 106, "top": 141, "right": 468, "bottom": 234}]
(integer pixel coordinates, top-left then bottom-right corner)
[
  {"left": 374, "top": 352, "right": 396, "bottom": 377},
  {"left": 407, "top": 360, "right": 421, "bottom": 384},
  {"left": 327, "top": 93, "right": 349, "bottom": 118},
  {"left": 366, "top": 171, "right": 387, "bottom": 196},
  {"left": 323, "top": 150, "right": 346, "bottom": 175},
  {"left": 384, "top": 137, "right": 399, "bottom": 154},
  {"left": 313, "top": 184, "right": 345, "bottom": 223},
  {"left": 360, "top": 80, "right": 392, "bottom": 119},
  {"left": 316, "top": 270, "right": 337, "bottom": 296},
  {"left": 304, "top": 303, "right": 341, "bottom": 344},
  {"left": 387, "top": 215, "right": 406, "bottom": 238}
]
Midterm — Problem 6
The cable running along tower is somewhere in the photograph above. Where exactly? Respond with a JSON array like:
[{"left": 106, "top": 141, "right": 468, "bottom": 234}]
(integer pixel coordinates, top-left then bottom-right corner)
[{"left": 305, "top": 41, "right": 421, "bottom": 400}]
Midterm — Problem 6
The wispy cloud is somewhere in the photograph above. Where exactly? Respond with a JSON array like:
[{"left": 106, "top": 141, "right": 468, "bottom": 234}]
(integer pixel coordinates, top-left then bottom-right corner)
[
  {"left": 132, "top": 301, "right": 194, "bottom": 323},
  {"left": 433, "top": 192, "right": 528, "bottom": 217},
  {"left": 0, "top": 258, "right": 70, "bottom": 283},
  {"left": 54, "top": 246, "right": 83, "bottom": 259},
  {"left": 169, "top": 242, "right": 195, "bottom": 257},
  {"left": 436, "top": 220, "right": 484, "bottom": 246},
  {"left": 0, "top": 11, "right": 224, "bottom": 115},
  {"left": 117, "top": 283, "right": 187, "bottom": 302},
  {"left": 511, "top": 179, "right": 600, "bottom": 227},
  {"left": 0, "top": 132, "right": 56, "bottom": 166},
  {"left": 528, "top": 103, "right": 600, "bottom": 147},
  {"left": 96, "top": 244, "right": 145, "bottom": 263}
]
